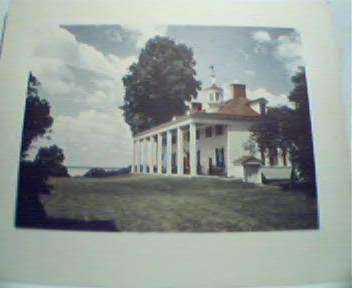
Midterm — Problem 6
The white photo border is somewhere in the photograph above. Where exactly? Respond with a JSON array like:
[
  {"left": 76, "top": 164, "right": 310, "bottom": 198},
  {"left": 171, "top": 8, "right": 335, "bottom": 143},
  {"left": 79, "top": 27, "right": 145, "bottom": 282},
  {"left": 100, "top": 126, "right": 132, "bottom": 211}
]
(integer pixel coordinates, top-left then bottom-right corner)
[{"left": 0, "top": 0, "right": 349, "bottom": 287}]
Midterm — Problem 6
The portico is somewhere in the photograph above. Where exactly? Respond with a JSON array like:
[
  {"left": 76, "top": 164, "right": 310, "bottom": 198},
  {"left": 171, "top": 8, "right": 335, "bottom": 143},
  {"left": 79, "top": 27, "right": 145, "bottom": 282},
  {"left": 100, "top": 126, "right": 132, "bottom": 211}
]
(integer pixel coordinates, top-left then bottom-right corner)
[
  {"left": 131, "top": 83, "right": 292, "bottom": 183},
  {"left": 132, "top": 110, "right": 261, "bottom": 178},
  {"left": 133, "top": 118, "right": 200, "bottom": 176}
]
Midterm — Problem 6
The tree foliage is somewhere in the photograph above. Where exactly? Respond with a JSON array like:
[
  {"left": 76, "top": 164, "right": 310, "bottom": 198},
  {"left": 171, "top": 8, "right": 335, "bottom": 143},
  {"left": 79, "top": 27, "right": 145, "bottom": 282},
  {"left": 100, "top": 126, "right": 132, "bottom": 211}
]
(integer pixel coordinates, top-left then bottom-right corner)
[
  {"left": 21, "top": 72, "right": 53, "bottom": 158},
  {"left": 17, "top": 73, "right": 56, "bottom": 227},
  {"left": 34, "top": 145, "right": 69, "bottom": 177},
  {"left": 250, "top": 67, "right": 316, "bottom": 185},
  {"left": 251, "top": 106, "right": 292, "bottom": 161},
  {"left": 287, "top": 67, "right": 316, "bottom": 185},
  {"left": 122, "top": 36, "right": 201, "bottom": 135}
]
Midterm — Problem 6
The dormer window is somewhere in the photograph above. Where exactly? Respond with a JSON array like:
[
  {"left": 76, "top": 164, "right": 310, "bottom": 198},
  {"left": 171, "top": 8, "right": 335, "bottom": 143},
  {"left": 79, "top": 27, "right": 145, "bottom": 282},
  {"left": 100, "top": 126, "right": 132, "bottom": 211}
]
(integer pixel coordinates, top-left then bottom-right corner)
[{"left": 215, "top": 92, "right": 219, "bottom": 101}]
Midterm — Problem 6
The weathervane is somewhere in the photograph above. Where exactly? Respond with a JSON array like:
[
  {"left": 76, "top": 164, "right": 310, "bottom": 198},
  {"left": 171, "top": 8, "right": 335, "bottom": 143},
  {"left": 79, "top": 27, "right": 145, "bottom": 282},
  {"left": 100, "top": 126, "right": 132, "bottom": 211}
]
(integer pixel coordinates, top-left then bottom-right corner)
[{"left": 210, "top": 65, "right": 216, "bottom": 85}]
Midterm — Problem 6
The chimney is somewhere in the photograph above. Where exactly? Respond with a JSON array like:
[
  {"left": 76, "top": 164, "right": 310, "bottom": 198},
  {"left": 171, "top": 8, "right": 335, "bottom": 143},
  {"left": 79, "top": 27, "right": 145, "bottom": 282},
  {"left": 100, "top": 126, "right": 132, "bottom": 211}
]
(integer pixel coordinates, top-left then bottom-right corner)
[
  {"left": 230, "top": 84, "right": 246, "bottom": 99},
  {"left": 191, "top": 102, "right": 203, "bottom": 112}
]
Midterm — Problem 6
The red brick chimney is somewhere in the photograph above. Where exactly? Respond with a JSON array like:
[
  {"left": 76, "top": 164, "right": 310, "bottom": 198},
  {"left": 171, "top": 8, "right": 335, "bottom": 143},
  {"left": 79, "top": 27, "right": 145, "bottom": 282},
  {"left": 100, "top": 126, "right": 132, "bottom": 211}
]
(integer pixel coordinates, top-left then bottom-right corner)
[
  {"left": 191, "top": 102, "right": 203, "bottom": 112},
  {"left": 230, "top": 84, "right": 246, "bottom": 99}
]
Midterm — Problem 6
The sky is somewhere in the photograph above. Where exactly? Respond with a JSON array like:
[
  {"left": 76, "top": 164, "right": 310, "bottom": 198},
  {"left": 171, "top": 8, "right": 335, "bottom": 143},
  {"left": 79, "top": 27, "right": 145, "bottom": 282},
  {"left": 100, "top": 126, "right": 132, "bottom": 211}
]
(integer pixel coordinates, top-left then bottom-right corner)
[{"left": 26, "top": 24, "right": 304, "bottom": 167}]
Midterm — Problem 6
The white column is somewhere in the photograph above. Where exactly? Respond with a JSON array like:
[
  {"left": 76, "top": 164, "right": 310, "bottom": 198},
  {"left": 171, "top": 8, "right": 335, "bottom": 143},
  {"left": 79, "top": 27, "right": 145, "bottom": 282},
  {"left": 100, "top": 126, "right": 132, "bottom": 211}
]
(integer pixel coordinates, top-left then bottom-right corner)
[
  {"left": 177, "top": 127, "right": 184, "bottom": 175},
  {"left": 189, "top": 123, "right": 197, "bottom": 176},
  {"left": 277, "top": 147, "right": 284, "bottom": 166},
  {"left": 135, "top": 140, "right": 140, "bottom": 173},
  {"left": 132, "top": 140, "right": 137, "bottom": 173},
  {"left": 153, "top": 136, "right": 157, "bottom": 171},
  {"left": 148, "top": 137, "right": 153, "bottom": 174},
  {"left": 157, "top": 133, "right": 162, "bottom": 174},
  {"left": 166, "top": 130, "right": 172, "bottom": 174},
  {"left": 225, "top": 125, "right": 231, "bottom": 177},
  {"left": 140, "top": 139, "right": 145, "bottom": 173}
]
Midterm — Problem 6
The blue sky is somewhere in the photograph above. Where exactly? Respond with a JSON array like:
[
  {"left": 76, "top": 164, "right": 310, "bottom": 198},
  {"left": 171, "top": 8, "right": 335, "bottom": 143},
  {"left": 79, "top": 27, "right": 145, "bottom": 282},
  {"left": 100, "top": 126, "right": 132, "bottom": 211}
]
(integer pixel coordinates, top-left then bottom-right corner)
[{"left": 27, "top": 24, "right": 304, "bottom": 167}]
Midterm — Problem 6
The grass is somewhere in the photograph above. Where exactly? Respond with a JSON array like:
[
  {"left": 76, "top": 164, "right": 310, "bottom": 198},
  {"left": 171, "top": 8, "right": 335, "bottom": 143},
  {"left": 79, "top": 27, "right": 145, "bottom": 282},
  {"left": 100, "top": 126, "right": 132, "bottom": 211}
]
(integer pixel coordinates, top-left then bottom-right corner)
[{"left": 41, "top": 174, "right": 318, "bottom": 232}]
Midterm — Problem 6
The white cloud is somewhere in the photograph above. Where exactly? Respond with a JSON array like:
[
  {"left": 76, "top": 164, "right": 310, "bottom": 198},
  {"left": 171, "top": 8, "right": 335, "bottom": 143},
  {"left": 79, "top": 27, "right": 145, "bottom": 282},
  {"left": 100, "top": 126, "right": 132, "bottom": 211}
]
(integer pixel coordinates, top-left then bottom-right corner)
[
  {"left": 30, "top": 25, "right": 138, "bottom": 109},
  {"left": 254, "top": 44, "right": 268, "bottom": 55},
  {"left": 273, "top": 32, "right": 303, "bottom": 75},
  {"left": 50, "top": 110, "right": 133, "bottom": 167},
  {"left": 247, "top": 88, "right": 294, "bottom": 108},
  {"left": 27, "top": 26, "right": 137, "bottom": 167},
  {"left": 125, "top": 24, "right": 167, "bottom": 49},
  {"left": 237, "top": 49, "right": 250, "bottom": 61},
  {"left": 86, "top": 90, "right": 110, "bottom": 107},
  {"left": 31, "top": 26, "right": 136, "bottom": 84},
  {"left": 27, "top": 109, "right": 133, "bottom": 168},
  {"left": 252, "top": 31, "right": 272, "bottom": 43},
  {"left": 276, "top": 34, "right": 301, "bottom": 59},
  {"left": 30, "top": 57, "right": 75, "bottom": 95},
  {"left": 251, "top": 29, "right": 303, "bottom": 75},
  {"left": 245, "top": 70, "right": 255, "bottom": 76},
  {"left": 105, "top": 28, "right": 123, "bottom": 43}
]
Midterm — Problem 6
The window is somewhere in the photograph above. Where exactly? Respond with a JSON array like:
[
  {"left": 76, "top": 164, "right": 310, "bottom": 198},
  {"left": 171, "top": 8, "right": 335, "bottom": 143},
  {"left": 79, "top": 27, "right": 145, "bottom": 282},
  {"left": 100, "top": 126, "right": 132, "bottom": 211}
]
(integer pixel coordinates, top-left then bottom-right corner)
[
  {"left": 215, "top": 125, "right": 223, "bottom": 135},
  {"left": 215, "top": 148, "right": 219, "bottom": 167},
  {"left": 196, "top": 129, "right": 200, "bottom": 139},
  {"left": 220, "top": 148, "right": 225, "bottom": 167},
  {"left": 205, "top": 127, "right": 212, "bottom": 137},
  {"left": 215, "top": 147, "right": 225, "bottom": 167},
  {"left": 172, "top": 135, "right": 176, "bottom": 144},
  {"left": 260, "top": 103, "right": 266, "bottom": 114},
  {"left": 215, "top": 92, "right": 219, "bottom": 101}
]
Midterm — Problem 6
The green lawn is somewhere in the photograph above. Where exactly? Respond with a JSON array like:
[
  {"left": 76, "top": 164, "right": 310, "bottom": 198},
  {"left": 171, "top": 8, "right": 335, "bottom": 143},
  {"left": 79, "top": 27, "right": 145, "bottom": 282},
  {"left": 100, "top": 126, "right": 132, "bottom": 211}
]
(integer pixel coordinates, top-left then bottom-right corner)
[{"left": 41, "top": 175, "right": 318, "bottom": 232}]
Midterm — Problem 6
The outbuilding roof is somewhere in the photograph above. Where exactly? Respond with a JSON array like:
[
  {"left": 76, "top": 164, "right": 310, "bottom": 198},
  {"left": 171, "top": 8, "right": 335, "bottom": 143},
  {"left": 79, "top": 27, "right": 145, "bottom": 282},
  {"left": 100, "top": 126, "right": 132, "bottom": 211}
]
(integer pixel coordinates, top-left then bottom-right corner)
[{"left": 233, "top": 155, "right": 262, "bottom": 165}]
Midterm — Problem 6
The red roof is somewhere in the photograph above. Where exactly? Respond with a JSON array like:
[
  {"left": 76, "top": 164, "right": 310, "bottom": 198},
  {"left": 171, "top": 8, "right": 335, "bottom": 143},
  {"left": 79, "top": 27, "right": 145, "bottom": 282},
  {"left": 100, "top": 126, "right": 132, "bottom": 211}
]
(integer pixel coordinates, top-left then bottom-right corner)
[
  {"left": 134, "top": 97, "right": 259, "bottom": 138},
  {"left": 218, "top": 98, "right": 260, "bottom": 117}
]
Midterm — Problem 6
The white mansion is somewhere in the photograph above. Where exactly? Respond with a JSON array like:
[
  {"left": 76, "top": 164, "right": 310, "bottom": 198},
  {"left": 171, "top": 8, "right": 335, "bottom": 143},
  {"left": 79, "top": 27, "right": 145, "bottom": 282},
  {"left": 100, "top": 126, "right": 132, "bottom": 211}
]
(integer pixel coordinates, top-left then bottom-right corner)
[{"left": 132, "top": 81, "right": 291, "bottom": 184}]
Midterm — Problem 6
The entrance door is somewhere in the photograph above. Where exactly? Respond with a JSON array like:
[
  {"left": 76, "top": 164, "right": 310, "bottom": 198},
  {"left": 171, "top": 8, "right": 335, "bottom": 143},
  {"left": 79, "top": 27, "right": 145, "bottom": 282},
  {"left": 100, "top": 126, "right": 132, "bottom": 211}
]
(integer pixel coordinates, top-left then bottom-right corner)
[{"left": 208, "top": 158, "right": 212, "bottom": 175}]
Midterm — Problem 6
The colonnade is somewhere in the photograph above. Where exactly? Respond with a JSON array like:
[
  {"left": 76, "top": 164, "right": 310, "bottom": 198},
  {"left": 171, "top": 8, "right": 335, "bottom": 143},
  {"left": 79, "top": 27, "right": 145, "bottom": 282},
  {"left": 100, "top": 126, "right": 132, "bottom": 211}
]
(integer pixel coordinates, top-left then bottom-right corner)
[{"left": 133, "top": 123, "right": 197, "bottom": 176}]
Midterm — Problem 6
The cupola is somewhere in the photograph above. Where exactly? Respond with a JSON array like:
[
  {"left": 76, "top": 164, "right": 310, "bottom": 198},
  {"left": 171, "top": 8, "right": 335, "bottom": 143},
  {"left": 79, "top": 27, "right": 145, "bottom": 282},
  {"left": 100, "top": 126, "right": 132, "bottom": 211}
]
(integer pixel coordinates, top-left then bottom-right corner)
[{"left": 206, "top": 65, "right": 223, "bottom": 104}]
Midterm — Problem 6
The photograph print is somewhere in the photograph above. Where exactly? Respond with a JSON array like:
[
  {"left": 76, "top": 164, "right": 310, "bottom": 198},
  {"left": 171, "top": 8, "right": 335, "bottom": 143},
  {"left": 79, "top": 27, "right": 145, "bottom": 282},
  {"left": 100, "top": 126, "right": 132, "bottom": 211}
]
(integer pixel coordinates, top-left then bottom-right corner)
[{"left": 16, "top": 24, "right": 319, "bottom": 232}]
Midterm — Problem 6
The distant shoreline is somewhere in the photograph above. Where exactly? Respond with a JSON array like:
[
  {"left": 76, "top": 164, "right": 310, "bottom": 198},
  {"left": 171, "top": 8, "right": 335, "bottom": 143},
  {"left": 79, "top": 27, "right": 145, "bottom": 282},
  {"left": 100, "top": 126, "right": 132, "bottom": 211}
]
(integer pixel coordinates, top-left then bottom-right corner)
[
  {"left": 67, "top": 166, "right": 126, "bottom": 177},
  {"left": 67, "top": 166, "right": 122, "bottom": 170}
]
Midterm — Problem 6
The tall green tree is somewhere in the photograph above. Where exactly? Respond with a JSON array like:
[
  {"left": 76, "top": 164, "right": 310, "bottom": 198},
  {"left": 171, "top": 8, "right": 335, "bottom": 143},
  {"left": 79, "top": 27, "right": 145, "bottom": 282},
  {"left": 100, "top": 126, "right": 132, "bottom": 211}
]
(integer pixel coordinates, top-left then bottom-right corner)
[
  {"left": 121, "top": 36, "right": 201, "bottom": 135},
  {"left": 21, "top": 72, "right": 53, "bottom": 158},
  {"left": 287, "top": 67, "right": 316, "bottom": 185},
  {"left": 250, "top": 67, "right": 316, "bottom": 186},
  {"left": 17, "top": 72, "right": 54, "bottom": 227}
]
